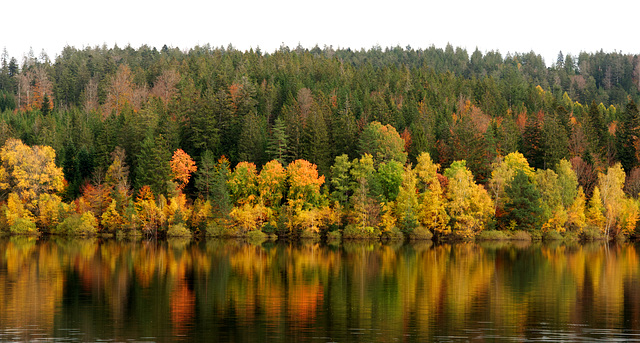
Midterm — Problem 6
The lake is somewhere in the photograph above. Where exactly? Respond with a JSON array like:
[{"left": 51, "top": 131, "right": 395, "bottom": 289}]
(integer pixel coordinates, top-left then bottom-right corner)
[{"left": 1, "top": 237, "right": 640, "bottom": 342}]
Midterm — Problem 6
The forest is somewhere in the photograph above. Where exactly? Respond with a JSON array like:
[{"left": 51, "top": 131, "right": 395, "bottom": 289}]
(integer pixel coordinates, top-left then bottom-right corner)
[{"left": 0, "top": 43, "right": 639, "bottom": 240}]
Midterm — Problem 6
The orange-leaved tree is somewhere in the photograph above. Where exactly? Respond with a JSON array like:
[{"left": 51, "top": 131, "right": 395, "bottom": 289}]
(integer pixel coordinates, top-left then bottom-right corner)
[
  {"left": 170, "top": 149, "right": 197, "bottom": 191},
  {"left": 287, "top": 159, "right": 325, "bottom": 209}
]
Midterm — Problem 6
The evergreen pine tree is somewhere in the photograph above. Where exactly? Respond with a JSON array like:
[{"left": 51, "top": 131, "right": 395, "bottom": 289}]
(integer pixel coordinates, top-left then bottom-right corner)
[
  {"left": 521, "top": 114, "right": 544, "bottom": 170},
  {"left": 501, "top": 169, "right": 542, "bottom": 231},
  {"left": 135, "top": 134, "right": 171, "bottom": 196},
  {"left": 237, "top": 112, "right": 267, "bottom": 165},
  {"left": 617, "top": 99, "right": 640, "bottom": 173},
  {"left": 266, "top": 116, "right": 289, "bottom": 165}
]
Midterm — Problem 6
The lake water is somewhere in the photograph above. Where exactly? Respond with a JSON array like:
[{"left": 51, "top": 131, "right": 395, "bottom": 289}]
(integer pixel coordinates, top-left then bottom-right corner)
[{"left": 1, "top": 237, "right": 640, "bottom": 342}]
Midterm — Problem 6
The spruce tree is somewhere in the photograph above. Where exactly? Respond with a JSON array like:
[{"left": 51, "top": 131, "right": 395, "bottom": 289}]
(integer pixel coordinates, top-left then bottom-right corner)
[
  {"left": 501, "top": 169, "right": 542, "bottom": 231},
  {"left": 135, "top": 134, "right": 171, "bottom": 196},
  {"left": 521, "top": 114, "right": 544, "bottom": 170},
  {"left": 266, "top": 116, "right": 289, "bottom": 165},
  {"left": 617, "top": 99, "right": 640, "bottom": 173}
]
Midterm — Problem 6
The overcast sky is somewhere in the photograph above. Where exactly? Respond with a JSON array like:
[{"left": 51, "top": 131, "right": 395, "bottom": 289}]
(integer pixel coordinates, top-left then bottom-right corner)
[{"left": 3, "top": 0, "right": 638, "bottom": 66}]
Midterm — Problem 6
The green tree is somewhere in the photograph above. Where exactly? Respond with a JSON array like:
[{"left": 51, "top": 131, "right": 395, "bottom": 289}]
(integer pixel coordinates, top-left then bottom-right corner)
[
  {"left": 585, "top": 100, "right": 607, "bottom": 161},
  {"left": 616, "top": 99, "right": 640, "bottom": 173},
  {"left": 302, "top": 101, "right": 332, "bottom": 177},
  {"left": 556, "top": 159, "right": 579, "bottom": 208},
  {"left": 542, "top": 113, "right": 569, "bottom": 169},
  {"left": 358, "top": 121, "right": 407, "bottom": 165},
  {"left": 501, "top": 169, "right": 542, "bottom": 232},
  {"left": 375, "top": 160, "right": 403, "bottom": 203},
  {"left": 332, "top": 106, "right": 359, "bottom": 159},
  {"left": 237, "top": 112, "right": 267, "bottom": 165},
  {"left": 135, "top": 134, "right": 172, "bottom": 196},
  {"left": 266, "top": 116, "right": 289, "bottom": 165},
  {"left": 329, "top": 154, "right": 352, "bottom": 205},
  {"left": 521, "top": 114, "right": 544, "bottom": 169},
  {"left": 488, "top": 152, "right": 535, "bottom": 216}
]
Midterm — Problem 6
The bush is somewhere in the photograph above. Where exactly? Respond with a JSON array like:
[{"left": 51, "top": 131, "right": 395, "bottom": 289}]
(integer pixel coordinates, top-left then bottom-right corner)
[
  {"left": 342, "top": 224, "right": 380, "bottom": 239},
  {"left": 511, "top": 230, "right": 532, "bottom": 241},
  {"left": 476, "top": 230, "right": 509, "bottom": 241},
  {"left": 246, "top": 229, "right": 267, "bottom": 243},
  {"left": 206, "top": 219, "right": 238, "bottom": 237},
  {"left": 528, "top": 230, "right": 542, "bottom": 241},
  {"left": 55, "top": 212, "right": 98, "bottom": 235},
  {"left": 10, "top": 217, "right": 38, "bottom": 235},
  {"left": 262, "top": 222, "right": 277, "bottom": 234},
  {"left": 327, "top": 230, "right": 341, "bottom": 242},
  {"left": 407, "top": 226, "right": 433, "bottom": 240},
  {"left": 56, "top": 213, "right": 98, "bottom": 236},
  {"left": 581, "top": 226, "right": 605, "bottom": 241},
  {"left": 167, "top": 223, "right": 192, "bottom": 237},
  {"left": 543, "top": 230, "right": 563, "bottom": 241},
  {"left": 300, "top": 229, "right": 320, "bottom": 240},
  {"left": 381, "top": 227, "right": 404, "bottom": 240},
  {"left": 563, "top": 231, "right": 580, "bottom": 242}
]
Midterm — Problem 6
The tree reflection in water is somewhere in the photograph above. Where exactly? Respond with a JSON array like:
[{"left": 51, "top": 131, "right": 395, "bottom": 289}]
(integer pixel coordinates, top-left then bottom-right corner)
[{"left": 0, "top": 237, "right": 639, "bottom": 341}]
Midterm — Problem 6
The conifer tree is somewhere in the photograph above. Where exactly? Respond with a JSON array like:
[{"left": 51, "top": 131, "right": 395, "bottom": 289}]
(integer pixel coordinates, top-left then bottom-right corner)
[
  {"left": 501, "top": 169, "right": 542, "bottom": 231},
  {"left": 266, "top": 116, "right": 289, "bottom": 165},
  {"left": 521, "top": 114, "right": 544, "bottom": 169},
  {"left": 616, "top": 99, "right": 640, "bottom": 173},
  {"left": 135, "top": 134, "right": 171, "bottom": 196}
]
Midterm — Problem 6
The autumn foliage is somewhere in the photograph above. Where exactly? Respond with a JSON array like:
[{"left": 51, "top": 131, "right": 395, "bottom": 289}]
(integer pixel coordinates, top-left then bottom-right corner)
[
  {"left": 3, "top": 45, "right": 640, "bottom": 240},
  {"left": 170, "top": 149, "right": 197, "bottom": 191}
]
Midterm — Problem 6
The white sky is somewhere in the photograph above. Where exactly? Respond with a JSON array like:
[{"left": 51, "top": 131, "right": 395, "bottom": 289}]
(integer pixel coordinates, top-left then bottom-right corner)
[{"left": 3, "top": 0, "right": 638, "bottom": 66}]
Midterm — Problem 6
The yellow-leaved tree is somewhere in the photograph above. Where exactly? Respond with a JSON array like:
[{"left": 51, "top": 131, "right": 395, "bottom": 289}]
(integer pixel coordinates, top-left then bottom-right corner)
[
  {"left": 414, "top": 152, "right": 449, "bottom": 235},
  {"left": 598, "top": 163, "right": 634, "bottom": 238},
  {"left": 444, "top": 160, "right": 493, "bottom": 238},
  {"left": 0, "top": 138, "right": 64, "bottom": 207},
  {"left": 488, "top": 152, "right": 535, "bottom": 218}
]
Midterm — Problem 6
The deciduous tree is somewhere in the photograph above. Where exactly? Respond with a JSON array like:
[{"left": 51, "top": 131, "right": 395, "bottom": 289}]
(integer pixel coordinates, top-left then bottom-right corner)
[
  {"left": 170, "top": 149, "right": 197, "bottom": 191},
  {"left": 0, "top": 138, "right": 65, "bottom": 206}
]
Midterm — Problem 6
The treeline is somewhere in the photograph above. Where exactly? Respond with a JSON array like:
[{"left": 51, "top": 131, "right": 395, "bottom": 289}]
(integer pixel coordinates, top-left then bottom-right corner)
[{"left": 0, "top": 44, "right": 639, "bottom": 239}]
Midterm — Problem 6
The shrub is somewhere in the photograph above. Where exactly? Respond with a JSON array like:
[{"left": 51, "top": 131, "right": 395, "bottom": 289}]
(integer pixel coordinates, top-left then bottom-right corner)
[
  {"left": 563, "top": 231, "right": 580, "bottom": 242},
  {"left": 206, "top": 219, "right": 239, "bottom": 237},
  {"left": 511, "top": 230, "right": 532, "bottom": 241},
  {"left": 581, "top": 226, "right": 605, "bottom": 241},
  {"left": 342, "top": 224, "right": 380, "bottom": 239},
  {"left": 381, "top": 226, "right": 404, "bottom": 240},
  {"left": 56, "top": 213, "right": 98, "bottom": 236},
  {"left": 167, "top": 223, "right": 192, "bottom": 237},
  {"left": 327, "top": 230, "right": 341, "bottom": 242},
  {"left": 476, "top": 230, "right": 509, "bottom": 241},
  {"left": 300, "top": 228, "right": 320, "bottom": 240},
  {"left": 10, "top": 217, "right": 37, "bottom": 235},
  {"left": 543, "top": 230, "right": 563, "bottom": 241},
  {"left": 246, "top": 229, "right": 267, "bottom": 243},
  {"left": 407, "top": 226, "right": 433, "bottom": 240}
]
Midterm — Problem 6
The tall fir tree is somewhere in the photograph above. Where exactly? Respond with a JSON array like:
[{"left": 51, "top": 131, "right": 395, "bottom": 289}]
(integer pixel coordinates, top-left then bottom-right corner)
[
  {"left": 617, "top": 99, "right": 640, "bottom": 173},
  {"left": 521, "top": 113, "right": 544, "bottom": 170},
  {"left": 135, "top": 134, "right": 172, "bottom": 196},
  {"left": 266, "top": 116, "right": 289, "bottom": 165},
  {"left": 501, "top": 169, "right": 542, "bottom": 231}
]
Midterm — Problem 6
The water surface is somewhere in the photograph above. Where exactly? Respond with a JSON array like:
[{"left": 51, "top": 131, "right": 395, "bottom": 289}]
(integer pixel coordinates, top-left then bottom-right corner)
[{"left": 1, "top": 237, "right": 640, "bottom": 342}]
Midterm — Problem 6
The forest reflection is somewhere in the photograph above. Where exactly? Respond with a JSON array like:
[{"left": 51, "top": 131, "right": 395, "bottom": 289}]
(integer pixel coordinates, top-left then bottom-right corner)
[{"left": 1, "top": 238, "right": 639, "bottom": 341}]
